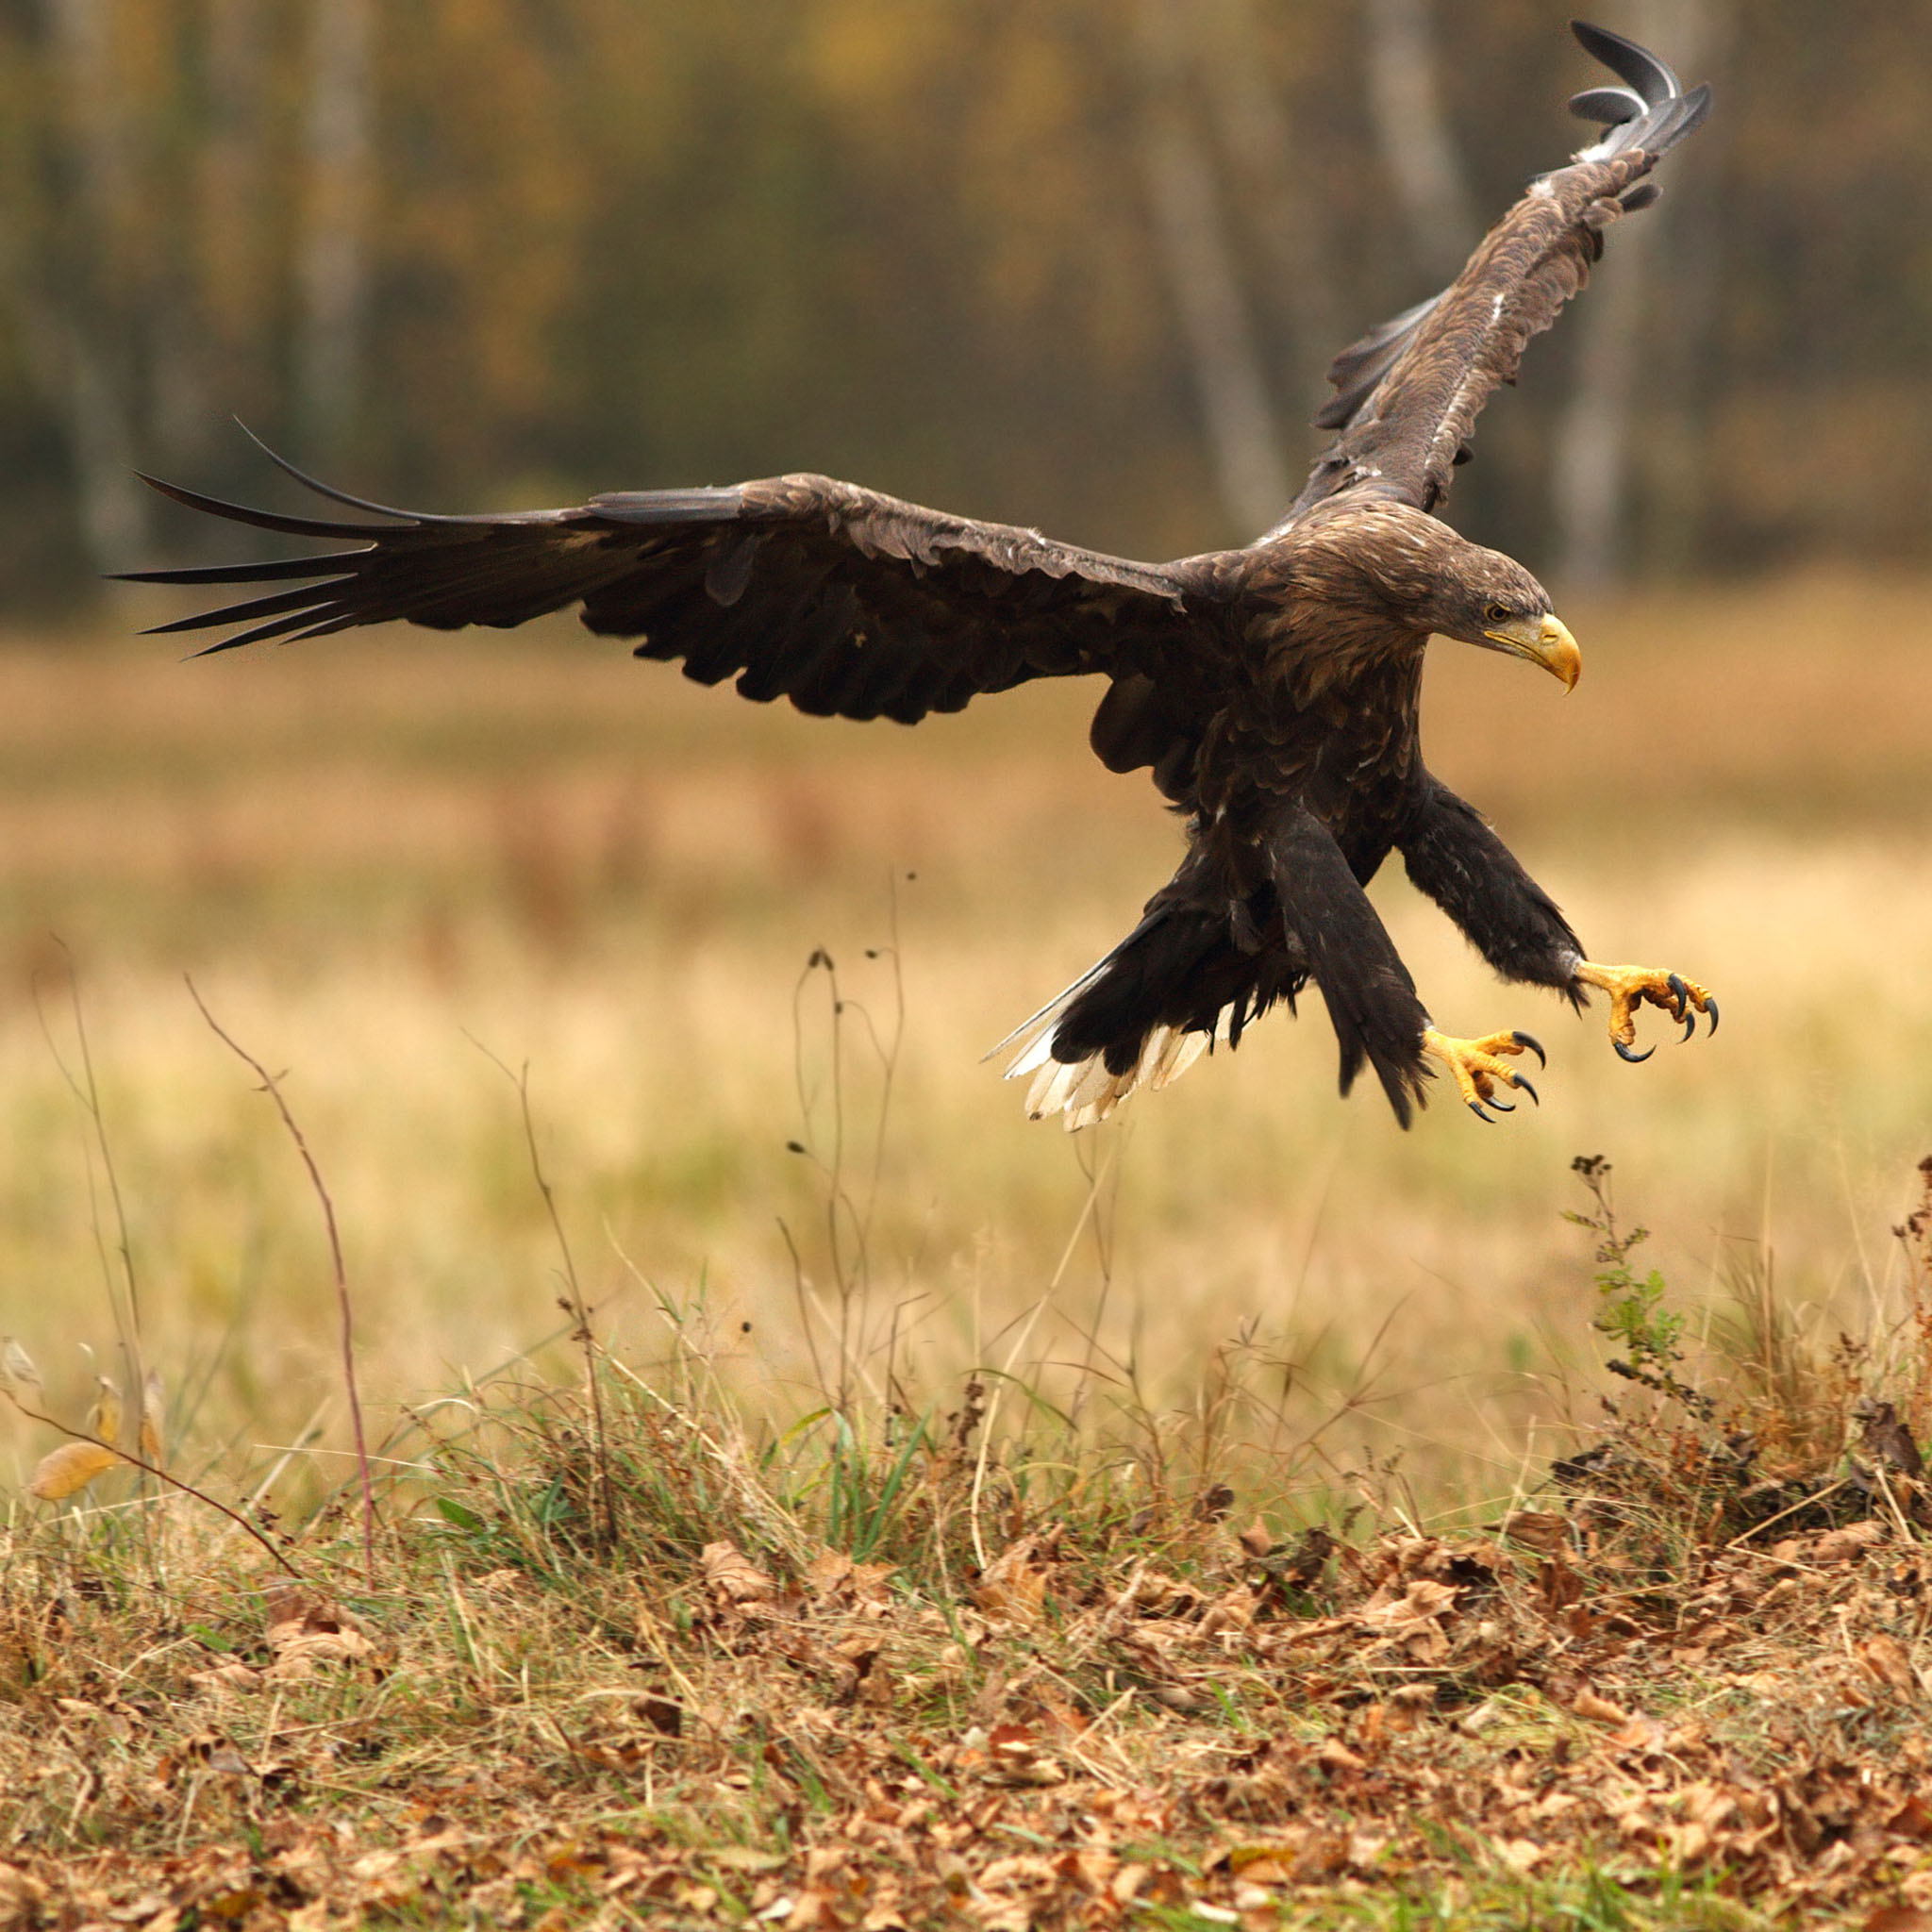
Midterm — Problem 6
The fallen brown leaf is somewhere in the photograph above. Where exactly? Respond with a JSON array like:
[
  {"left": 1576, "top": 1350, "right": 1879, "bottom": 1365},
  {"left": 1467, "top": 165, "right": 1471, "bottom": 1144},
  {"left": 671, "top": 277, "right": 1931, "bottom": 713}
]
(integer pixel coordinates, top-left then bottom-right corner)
[
  {"left": 702, "top": 1541, "right": 776, "bottom": 1603},
  {"left": 1857, "top": 1634, "right": 1921, "bottom": 1697},
  {"left": 28, "top": 1441, "right": 123, "bottom": 1501},
  {"left": 1573, "top": 1688, "right": 1631, "bottom": 1725}
]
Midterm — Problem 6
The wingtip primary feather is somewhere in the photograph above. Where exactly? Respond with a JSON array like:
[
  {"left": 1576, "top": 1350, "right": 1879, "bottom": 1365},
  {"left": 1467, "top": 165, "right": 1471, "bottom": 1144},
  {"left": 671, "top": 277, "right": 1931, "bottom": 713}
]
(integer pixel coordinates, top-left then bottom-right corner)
[
  {"left": 1569, "top": 21, "right": 1684, "bottom": 105},
  {"left": 232, "top": 422, "right": 439, "bottom": 522},
  {"left": 1566, "top": 22, "right": 1707, "bottom": 163}
]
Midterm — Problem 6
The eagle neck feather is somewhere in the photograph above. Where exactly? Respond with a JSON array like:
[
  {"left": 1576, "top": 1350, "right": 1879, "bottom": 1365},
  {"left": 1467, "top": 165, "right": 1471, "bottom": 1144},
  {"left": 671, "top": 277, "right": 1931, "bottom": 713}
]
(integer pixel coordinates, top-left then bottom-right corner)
[{"left": 1248, "top": 503, "right": 1447, "bottom": 706}]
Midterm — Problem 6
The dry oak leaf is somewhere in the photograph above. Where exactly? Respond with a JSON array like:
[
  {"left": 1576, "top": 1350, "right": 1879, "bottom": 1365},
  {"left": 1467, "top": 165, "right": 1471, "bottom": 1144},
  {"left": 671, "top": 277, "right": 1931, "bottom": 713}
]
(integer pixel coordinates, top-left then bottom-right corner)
[
  {"left": 1357, "top": 1578, "right": 1457, "bottom": 1662},
  {"left": 707, "top": 1848, "right": 788, "bottom": 1875},
  {"left": 703, "top": 1541, "right": 777, "bottom": 1604},
  {"left": 1775, "top": 1520, "right": 1887, "bottom": 1566},
  {"left": 0, "top": 1862, "right": 45, "bottom": 1927},
  {"left": 1572, "top": 1688, "right": 1631, "bottom": 1725},
  {"left": 1886, "top": 1794, "right": 1932, "bottom": 1842},
  {"left": 1660, "top": 1780, "right": 1739, "bottom": 1864},
  {"left": 979, "top": 1853, "right": 1060, "bottom": 1890},
  {"left": 1314, "top": 1737, "right": 1367, "bottom": 1775},
  {"left": 264, "top": 1618, "right": 375, "bottom": 1682},
  {"left": 1359, "top": 1577, "right": 1457, "bottom": 1632},
  {"left": 1858, "top": 1634, "right": 1922, "bottom": 1698},
  {"left": 29, "top": 1440, "right": 123, "bottom": 1500},
  {"left": 974, "top": 1542, "right": 1050, "bottom": 1628},
  {"left": 806, "top": 1550, "right": 853, "bottom": 1597},
  {"left": 1199, "top": 1584, "right": 1258, "bottom": 1640},
  {"left": 958, "top": 1721, "right": 1065, "bottom": 1788},
  {"left": 190, "top": 1661, "right": 265, "bottom": 1694},
  {"left": 1498, "top": 1510, "right": 1570, "bottom": 1554},
  {"left": 1227, "top": 1848, "right": 1293, "bottom": 1886},
  {"left": 1237, "top": 1518, "right": 1273, "bottom": 1560}
]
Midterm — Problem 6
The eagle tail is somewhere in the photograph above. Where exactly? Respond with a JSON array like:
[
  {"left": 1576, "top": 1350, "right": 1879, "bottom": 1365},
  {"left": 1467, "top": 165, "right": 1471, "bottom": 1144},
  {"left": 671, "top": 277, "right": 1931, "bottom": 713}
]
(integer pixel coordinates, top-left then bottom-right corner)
[{"left": 989, "top": 905, "right": 1281, "bottom": 1130}]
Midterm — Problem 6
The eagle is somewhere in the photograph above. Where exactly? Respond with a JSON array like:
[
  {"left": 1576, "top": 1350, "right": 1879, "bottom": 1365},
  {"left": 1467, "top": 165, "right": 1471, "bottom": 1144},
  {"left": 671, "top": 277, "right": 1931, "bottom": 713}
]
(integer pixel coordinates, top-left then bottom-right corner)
[{"left": 124, "top": 21, "right": 1715, "bottom": 1131}]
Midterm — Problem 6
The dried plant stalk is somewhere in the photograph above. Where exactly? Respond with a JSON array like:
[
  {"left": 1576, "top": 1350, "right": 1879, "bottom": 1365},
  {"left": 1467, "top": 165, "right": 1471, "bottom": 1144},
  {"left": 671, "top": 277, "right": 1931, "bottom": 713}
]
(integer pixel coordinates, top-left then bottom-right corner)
[{"left": 188, "top": 981, "right": 375, "bottom": 1586}]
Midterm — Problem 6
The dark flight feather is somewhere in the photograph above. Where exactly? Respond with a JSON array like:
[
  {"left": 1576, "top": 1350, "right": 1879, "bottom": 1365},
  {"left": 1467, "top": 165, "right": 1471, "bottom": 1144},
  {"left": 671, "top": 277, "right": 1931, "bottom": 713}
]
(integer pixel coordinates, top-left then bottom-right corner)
[{"left": 1291, "top": 20, "right": 1709, "bottom": 522}]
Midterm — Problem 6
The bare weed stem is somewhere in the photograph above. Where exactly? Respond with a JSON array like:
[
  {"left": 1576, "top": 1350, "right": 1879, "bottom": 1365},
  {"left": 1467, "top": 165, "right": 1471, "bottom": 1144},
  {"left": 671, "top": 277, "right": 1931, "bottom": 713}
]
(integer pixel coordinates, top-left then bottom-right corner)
[
  {"left": 4, "top": 1387, "right": 302, "bottom": 1578},
  {"left": 33, "top": 950, "right": 144, "bottom": 1428},
  {"left": 188, "top": 980, "right": 375, "bottom": 1586},
  {"left": 471, "top": 1041, "right": 618, "bottom": 1549}
]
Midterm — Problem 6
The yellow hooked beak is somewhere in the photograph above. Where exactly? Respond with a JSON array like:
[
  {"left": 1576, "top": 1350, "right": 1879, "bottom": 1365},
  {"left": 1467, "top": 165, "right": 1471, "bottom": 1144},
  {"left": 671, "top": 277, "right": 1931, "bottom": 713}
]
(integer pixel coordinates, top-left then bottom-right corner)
[{"left": 1482, "top": 611, "right": 1582, "bottom": 691}]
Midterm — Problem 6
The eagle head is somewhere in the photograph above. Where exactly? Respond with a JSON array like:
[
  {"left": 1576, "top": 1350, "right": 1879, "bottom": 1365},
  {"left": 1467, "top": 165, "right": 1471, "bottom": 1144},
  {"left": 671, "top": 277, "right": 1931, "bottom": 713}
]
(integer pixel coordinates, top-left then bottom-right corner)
[
  {"left": 1306, "top": 502, "right": 1582, "bottom": 691},
  {"left": 1436, "top": 541, "right": 1581, "bottom": 691}
]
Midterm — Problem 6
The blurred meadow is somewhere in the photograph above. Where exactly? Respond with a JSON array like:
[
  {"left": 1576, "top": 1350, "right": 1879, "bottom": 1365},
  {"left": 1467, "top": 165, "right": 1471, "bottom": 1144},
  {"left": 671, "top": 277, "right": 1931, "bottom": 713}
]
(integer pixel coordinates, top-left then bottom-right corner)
[
  {"left": 2, "top": 0, "right": 1931, "bottom": 1517},
  {"left": 5, "top": 570, "right": 1932, "bottom": 1517}
]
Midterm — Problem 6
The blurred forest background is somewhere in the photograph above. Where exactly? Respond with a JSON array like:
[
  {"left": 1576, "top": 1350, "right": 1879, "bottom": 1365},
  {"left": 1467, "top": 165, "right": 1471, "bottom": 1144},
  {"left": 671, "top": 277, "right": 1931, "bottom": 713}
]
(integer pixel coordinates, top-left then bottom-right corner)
[{"left": 4, "top": 0, "right": 1929, "bottom": 607}]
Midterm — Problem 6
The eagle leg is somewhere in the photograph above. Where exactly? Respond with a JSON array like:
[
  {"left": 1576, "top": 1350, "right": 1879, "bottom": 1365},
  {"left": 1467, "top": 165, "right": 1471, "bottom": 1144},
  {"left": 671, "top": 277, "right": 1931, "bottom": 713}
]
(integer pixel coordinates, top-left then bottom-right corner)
[
  {"left": 1421, "top": 1027, "right": 1544, "bottom": 1124},
  {"left": 1572, "top": 960, "right": 1719, "bottom": 1062}
]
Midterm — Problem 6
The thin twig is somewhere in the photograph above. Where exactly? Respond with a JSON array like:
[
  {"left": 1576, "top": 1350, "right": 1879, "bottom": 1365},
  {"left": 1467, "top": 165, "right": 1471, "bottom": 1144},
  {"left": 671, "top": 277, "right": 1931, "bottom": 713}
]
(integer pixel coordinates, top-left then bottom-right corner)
[
  {"left": 468, "top": 1037, "right": 618, "bottom": 1548},
  {"left": 970, "top": 1137, "right": 1120, "bottom": 1569},
  {"left": 32, "top": 949, "right": 143, "bottom": 1411},
  {"left": 5, "top": 1388, "right": 302, "bottom": 1578},
  {"left": 188, "top": 979, "right": 375, "bottom": 1586},
  {"left": 857, "top": 874, "right": 908, "bottom": 1259},
  {"left": 786, "top": 892, "right": 911, "bottom": 1419},
  {"left": 777, "top": 1216, "right": 830, "bottom": 1401}
]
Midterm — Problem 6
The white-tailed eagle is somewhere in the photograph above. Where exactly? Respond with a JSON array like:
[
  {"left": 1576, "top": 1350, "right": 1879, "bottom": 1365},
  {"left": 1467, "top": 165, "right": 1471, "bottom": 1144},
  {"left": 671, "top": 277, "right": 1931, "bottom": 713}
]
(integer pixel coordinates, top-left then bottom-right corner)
[{"left": 124, "top": 22, "right": 1715, "bottom": 1128}]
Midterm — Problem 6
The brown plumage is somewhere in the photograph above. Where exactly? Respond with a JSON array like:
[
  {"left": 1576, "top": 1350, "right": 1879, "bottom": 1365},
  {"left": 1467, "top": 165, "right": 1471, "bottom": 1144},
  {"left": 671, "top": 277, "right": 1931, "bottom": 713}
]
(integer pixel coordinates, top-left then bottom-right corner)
[{"left": 123, "top": 23, "right": 1711, "bottom": 1129}]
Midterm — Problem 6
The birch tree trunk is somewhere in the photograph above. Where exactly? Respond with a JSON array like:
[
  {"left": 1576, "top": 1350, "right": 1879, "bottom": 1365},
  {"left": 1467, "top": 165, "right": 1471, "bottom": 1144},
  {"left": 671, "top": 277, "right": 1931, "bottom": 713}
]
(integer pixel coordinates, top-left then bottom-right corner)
[
  {"left": 32, "top": 0, "right": 150, "bottom": 572},
  {"left": 1191, "top": 0, "right": 1341, "bottom": 408},
  {"left": 150, "top": 0, "right": 270, "bottom": 472},
  {"left": 296, "top": 0, "right": 374, "bottom": 462},
  {"left": 1134, "top": 0, "right": 1292, "bottom": 538},
  {"left": 1361, "top": 0, "right": 1477, "bottom": 283},
  {"left": 1550, "top": 225, "right": 1647, "bottom": 588},
  {"left": 1553, "top": 0, "right": 1720, "bottom": 586}
]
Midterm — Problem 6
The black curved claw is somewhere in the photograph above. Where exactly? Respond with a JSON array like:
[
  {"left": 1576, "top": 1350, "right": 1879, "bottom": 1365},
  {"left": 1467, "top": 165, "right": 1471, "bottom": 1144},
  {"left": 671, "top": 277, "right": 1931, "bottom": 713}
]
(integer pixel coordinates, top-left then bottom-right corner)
[
  {"left": 1614, "top": 1037, "right": 1656, "bottom": 1065},
  {"left": 1469, "top": 1101, "right": 1493, "bottom": 1124},
  {"left": 1513, "top": 1074, "right": 1541, "bottom": 1108},
  {"left": 1488, "top": 1091, "right": 1516, "bottom": 1114},
  {"left": 1666, "top": 973, "right": 1690, "bottom": 1020},
  {"left": 1704, "top": 996, "right": 1720, "bottom": 1036},
  {"left": 1510, "top": 1030, "right": 1547, "bottom": 1070},
  {"left": 1678, "top": 1009, "right": 1696, "bottom": 1042}
]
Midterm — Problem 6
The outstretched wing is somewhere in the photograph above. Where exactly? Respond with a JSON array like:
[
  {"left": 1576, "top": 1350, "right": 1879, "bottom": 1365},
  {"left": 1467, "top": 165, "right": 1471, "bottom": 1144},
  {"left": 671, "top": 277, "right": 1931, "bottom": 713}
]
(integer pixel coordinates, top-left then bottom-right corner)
[
  {"left": 123, "top": 454, "right": 1223, "bottom": 726},
  {"left": 1288, "top": 22, "right": 1710, "bottom": 522}
]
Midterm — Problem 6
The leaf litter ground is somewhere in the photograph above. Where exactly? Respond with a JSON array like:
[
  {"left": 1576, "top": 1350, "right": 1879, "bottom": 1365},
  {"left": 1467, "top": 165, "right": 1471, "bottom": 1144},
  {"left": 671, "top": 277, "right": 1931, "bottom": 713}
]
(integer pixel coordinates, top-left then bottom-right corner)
[
  {"left": 5, "top": 1155, "right": 1932, "bottom": 1930},
  {"left": 5, "top": 1423, "right": 1932, "bottom": 1929}
]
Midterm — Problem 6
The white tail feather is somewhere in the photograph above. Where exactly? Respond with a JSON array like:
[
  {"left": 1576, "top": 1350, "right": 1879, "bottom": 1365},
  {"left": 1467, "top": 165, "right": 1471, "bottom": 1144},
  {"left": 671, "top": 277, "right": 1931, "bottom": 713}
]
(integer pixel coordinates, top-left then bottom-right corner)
[{"left": 998, "top": 974, "right": 1236, "bottom": 1131}]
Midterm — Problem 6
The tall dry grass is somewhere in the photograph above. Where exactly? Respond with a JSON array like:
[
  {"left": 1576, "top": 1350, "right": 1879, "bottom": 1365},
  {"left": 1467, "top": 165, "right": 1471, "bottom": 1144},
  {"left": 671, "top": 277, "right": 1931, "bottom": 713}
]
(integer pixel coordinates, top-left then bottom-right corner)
[{"left": 1, "top": 569, "right": 1928, "bottom": 1515}]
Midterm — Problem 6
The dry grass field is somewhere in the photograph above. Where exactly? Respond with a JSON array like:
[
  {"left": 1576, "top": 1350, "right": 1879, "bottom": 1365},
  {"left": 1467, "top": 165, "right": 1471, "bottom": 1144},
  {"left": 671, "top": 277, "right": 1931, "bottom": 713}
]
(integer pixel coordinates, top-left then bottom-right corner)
[
  {"left": 4, "top": 571, "right": 1932, "bottom": 1928},
  {"left": 3, "top": 568, "right": 1931, "bottom": 1506}
]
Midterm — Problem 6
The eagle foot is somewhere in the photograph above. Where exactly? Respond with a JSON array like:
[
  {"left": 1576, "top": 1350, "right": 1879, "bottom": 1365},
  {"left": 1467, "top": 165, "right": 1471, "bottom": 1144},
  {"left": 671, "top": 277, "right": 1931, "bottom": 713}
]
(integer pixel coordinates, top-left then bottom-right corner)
[
  {"left": 1573, "top": 960, "right": 1718, "bottom": 1063},
  {"left": 1421, "top": 1027, "right": 1545, "bottom": 1124}
]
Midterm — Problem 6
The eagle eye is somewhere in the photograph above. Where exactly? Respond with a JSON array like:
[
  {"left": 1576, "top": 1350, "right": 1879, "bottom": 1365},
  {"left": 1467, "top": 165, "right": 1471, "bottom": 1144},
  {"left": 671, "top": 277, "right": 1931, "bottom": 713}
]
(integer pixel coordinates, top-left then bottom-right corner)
[{"left": 1483, "top": 601, "right": 1511, "bottom": 624}]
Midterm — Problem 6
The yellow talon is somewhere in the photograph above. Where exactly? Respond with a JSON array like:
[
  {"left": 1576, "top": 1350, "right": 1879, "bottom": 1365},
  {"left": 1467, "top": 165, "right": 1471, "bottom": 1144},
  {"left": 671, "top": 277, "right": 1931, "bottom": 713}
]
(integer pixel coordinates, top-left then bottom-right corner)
[
  {"left": 1572, "top": 960, "right": 1719, "bottom": 1062},
  {"left": 1421, "top": 1026, "right": 1544, "bottom": 1123}
]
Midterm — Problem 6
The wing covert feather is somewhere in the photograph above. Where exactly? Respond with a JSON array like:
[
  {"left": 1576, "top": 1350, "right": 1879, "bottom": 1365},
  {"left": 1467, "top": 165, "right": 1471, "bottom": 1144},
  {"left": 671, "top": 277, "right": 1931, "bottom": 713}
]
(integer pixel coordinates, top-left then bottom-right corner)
[{"left": 122, "top": 462, "right": 1227, "bottom": 727}]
